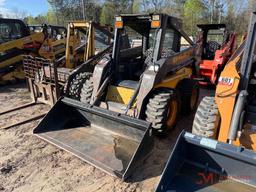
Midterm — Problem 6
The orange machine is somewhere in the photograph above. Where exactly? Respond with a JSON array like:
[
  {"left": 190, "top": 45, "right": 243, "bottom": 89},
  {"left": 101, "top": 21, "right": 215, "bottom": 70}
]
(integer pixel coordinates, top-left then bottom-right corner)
[
  {"left": 155, "top": 11, "right": 256, "bottom": 191},
  {"left": 192, "top": 12, "right": 256, "bottom": 150}
]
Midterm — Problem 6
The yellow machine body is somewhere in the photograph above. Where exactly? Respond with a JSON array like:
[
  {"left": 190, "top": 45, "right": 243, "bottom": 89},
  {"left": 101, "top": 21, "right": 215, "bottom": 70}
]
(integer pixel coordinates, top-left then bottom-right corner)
[
  {"left": 155, "top": 68, "right": 192, "bottom": 89},
  {"left": 64, "top": 21, "right": 112, "bottom": 69},
  {"left": 0, "top": 32, "right": 45, "bottom": 83},
  {"left": 106, "top": 86, "right": 135, "bottom": 106},
  {"left": 65, "top": 21, "right": 95, "bottom": 69},
  {"left": 107, "top": 67, "right": 192, "bottom": 107},
  {"left": 0, "top": 20, "right": 67, "bottom": 83},
  {"left": 39, "top": 37, "right": 66, "bottom": 60}
]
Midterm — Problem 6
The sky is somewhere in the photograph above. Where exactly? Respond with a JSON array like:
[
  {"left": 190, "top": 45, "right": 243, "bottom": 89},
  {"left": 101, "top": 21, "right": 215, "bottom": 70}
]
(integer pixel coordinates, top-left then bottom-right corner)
[{"left": 0, "top": 0, "right": 49, "bottom": 17}]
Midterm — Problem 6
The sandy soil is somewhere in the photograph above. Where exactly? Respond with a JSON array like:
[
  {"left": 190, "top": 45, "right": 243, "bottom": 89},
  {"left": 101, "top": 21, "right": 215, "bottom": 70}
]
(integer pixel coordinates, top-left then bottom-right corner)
[{"left": 0, "top": 83, "right": 213, "bottom": 192}]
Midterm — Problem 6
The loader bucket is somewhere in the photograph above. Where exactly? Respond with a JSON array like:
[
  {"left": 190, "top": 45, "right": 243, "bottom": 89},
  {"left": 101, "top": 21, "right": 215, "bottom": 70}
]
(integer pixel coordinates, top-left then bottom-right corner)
[
  {"left": 156, "top": 131, "right": 256, "bottom": 192},
  {"left": 33, "top": 97, "right": 153, "bottom": 180}
]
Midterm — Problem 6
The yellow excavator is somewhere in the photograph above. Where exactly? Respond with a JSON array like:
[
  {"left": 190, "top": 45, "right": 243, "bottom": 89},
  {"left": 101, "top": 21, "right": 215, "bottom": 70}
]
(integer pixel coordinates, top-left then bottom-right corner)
[
  {"left": 0, "top": 19, "right": 66, "bottom": 84},
  {"left": 156, "top": 8, "right": 256, "bottom": 192}
]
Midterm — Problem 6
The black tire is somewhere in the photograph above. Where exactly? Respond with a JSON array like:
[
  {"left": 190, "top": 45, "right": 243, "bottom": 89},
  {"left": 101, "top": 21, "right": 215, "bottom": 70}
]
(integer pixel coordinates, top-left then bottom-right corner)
[
  {"left": 67, "top": 72, "right": 92, "bottom": 100},
  {"left": 178, "top": 79, "right": 200, "bottom": 114},
  {"left": 80, "top": 76, "right": 93, "bottom": 103},
  {"left": 145, "top": 88, "right": 179, "bottom": 135},
  {"left": 192, "top": 97, "right": 220, "bottom": 138}
]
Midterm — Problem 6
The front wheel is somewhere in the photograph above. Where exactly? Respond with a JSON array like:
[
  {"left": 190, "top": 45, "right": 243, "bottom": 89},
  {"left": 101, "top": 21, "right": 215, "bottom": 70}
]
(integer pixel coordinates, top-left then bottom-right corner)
[
  {"left": 66, "top": 72, "right": 92, "bottom": 100},
  {"left": 192, "top": 97, "right": 220, "bottom": 138},
  {"left": 80, "top": 76, "right": 93, "bottom": 103},
  {"left": 145, "top": 88, "right": 179, "bottom": 135}
]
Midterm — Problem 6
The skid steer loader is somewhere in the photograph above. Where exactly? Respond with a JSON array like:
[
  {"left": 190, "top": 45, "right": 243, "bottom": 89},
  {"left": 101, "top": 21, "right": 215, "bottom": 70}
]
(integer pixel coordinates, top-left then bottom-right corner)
[
  {"left": 0, "top": 21, "right": 113, "bottom": 129},
  {"left": 26, "top": 24, "right": 67, "bottom": 61},
  {"left": 37, "top": 25, "right": 67, "bottom": 60},
  {"left": 156, "top": 8, "right": 256, "bottom": 192},
  {"left": 0, "top": 19, "right": 67, "bottom": 84},
  {"left": 196, "top": 24, "right": 237, "bottom": 85},
  {"left": 33, "top": 14, "right": 200, "bottom": 180}
]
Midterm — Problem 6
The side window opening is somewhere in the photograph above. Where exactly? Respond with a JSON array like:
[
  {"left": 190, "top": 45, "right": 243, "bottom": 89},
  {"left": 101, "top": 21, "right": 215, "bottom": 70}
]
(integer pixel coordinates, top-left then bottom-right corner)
[
  {"left": 203, "top": 29, "right": 225, "bottom": 60},
  {"left": 115, "top": 25, "right": 145, "bottom": 82},
  {"left": 0, "top": 23, "right": 11, "bottom": 43},
  {"left": 0, "top": 21, "right": 26, "bottom": 43},
  {"left": 181, "top": 36, "right": 193, "bottom": 51},
  {"left": 95, "top": 28, "right": 112, "bottom": 53},
  {"left": 207, "top": 29, "right": 224, "bottom": 45},
  {"left": 120, "top": 26, "right": 143, "bottom": 50},
  {"left": 163, "top": 29, "right": 175, "bottom": 50},
  {"left": 161, "top": 28, "right": 179, "bottom": 58},
  {"left": 119, "top": 26, "right": 143, "bottom": 59}
]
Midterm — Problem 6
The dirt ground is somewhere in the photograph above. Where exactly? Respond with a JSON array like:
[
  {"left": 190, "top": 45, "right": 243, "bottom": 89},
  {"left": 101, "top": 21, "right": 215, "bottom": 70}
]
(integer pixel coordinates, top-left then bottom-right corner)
[{"left": 0, "top": 83, "right": 213, "bottom": 192}]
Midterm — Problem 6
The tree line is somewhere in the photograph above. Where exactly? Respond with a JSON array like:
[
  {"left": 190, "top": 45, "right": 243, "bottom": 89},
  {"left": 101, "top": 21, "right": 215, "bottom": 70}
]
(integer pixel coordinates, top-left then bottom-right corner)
[{"left": 8, "top": 0, "right": 256, "bottom": 37}]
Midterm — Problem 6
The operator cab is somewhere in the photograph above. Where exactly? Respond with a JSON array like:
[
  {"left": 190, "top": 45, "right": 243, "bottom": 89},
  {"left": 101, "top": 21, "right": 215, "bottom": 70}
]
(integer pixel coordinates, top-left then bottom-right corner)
[
  {"left": 197, "top": 24, "right": 227, "bottom": 60},
  {"left": 0, "top": 18, "right": 30, "bottom": 44},
  {"left": 113, "top": 14, "right": 192, "bottom": 88},
  {"left": 29, "top": 24, "right": 67, "bottom": 40},
  {"left": 46, "top": 25, "right": 67, "bottom": 40}
]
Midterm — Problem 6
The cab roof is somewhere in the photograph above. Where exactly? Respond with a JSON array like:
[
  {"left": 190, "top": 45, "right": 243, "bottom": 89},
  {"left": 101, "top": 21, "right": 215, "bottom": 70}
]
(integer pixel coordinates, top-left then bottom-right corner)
[
  {"left": 116, "top": 13, "right": 182, "bottom": 29},
  {"left": 197, "top": 24, "right": 226, "bottom": 30}
]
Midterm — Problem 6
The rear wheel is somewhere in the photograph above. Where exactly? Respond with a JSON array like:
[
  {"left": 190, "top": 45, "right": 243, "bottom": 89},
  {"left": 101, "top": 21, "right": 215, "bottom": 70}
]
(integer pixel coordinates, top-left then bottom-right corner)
[
  {"left": 80, "top": 76, "right": 93, "bottom": 103},
  {"left": 178, "top": 79, "right": 200, "bottom": 114},
  {"left": 192, "top": 97, "right": 220, "bottom": 138},
  {"left": 145, "top": 88, "right": 179, "bottom": 135},
  {"left": 67, "top": 72, "right": 92, "bottom": 100}
]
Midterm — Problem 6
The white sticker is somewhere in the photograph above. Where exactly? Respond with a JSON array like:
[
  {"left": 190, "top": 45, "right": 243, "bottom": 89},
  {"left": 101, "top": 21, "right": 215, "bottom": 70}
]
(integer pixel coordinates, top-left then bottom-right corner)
[
  {"left": 218, "top": 77, "right": 234, "bottom": 86},
  {"left": 200, "top": 138, "right": 218, "bottom": 149},
  {"left": 148, "top": 65, "right": 159, "bottom": 71},
  {"left": 185, "top": 132, "right": 195, "bottom": 138}
]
